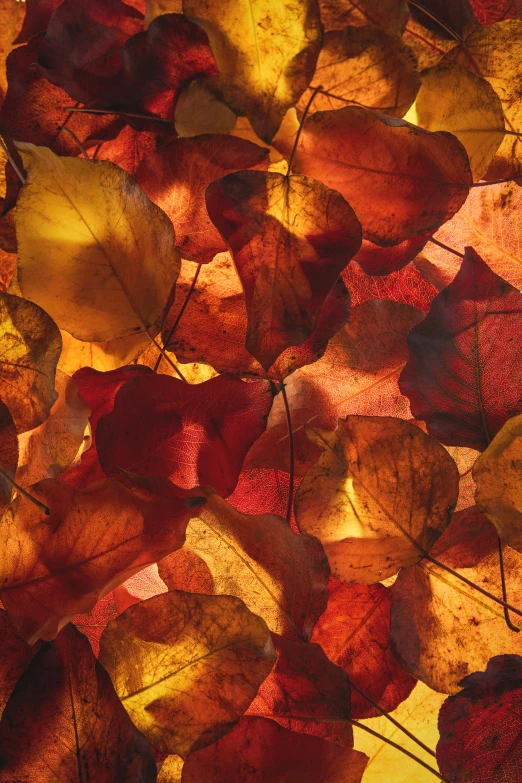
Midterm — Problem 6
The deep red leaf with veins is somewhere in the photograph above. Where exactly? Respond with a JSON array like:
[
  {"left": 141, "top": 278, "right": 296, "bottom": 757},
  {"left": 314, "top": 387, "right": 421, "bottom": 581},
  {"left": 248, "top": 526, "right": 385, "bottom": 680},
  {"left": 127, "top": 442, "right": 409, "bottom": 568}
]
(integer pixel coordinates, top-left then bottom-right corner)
[
  {"left": 342, "top": 262, "right": 438, "bottom": 310},
  {"left": 353, "top": 235, "right": 431, "bottom": 276},
  {"left": 469, "top": 0, "right": 522, "bottom": 23},
  {"left": 135, "top": 135, "right": 269, "bottom": 264},
  {"left": 89, "top": 125, "right": 158, "bottom": 173},
  {"left": 94, "top": 13, "right": 218, "bottom": 125},
  {"left": 182, "top": 717, "right": 368, "bottom": 783},
  {"left": 0, "top": 36, "right": 122, "bottom": 156},
  {"left": 14, "top": 0, "right": 63, "bottom": 44},
  {"left": 399, "top": 247, "right": 522, "bottom": 451},
  {"left": 162, "top": 254, "right": 351, "bottom": 379},
  {"left": 437, "top": 655, "right": 522, "bottom": 783},
  {"left": 38, "top": 0, "right": 144, "bottom": 104},
  {"left": 247, "top": 634, "right": 354, "bottom": 746},
  {"left": 311, "top": 577, "right": 416, "bottom": 719},
  {"left": 96, "top": 373, "right": 273, "bottom": 497},
  {"left": 0, "top": 624, "right": 156, "bottom": 782},
  {"left": 62, "top": 365, "right": 152, "bottom": 488}
]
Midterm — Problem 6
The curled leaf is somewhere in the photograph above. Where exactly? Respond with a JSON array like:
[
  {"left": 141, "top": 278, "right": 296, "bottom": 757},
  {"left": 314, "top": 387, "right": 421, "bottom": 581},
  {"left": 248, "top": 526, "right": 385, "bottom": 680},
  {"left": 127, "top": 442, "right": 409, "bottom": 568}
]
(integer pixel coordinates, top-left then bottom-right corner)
[{"left": 99, "top": 590, "right": 276, "bottom": 755}]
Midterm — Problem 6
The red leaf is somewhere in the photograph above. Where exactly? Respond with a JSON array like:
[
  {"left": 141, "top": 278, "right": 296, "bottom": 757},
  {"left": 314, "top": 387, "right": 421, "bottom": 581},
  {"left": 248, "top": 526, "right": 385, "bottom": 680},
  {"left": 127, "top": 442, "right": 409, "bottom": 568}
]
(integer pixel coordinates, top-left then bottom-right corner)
[
  {"left": 311, "top": 577, "right": 416, "bottom": 719},
  {"left": 437, "top": 654, "right": 522, "bottom": 783},
  {"left": 353, "top": 234, "right": 431, "bottom": 276},
  {"left": 135, "top": 135, "right": 269, "bottom": 264},
  {"left": 0, "top": 624, "right": 156, "bottom": 781},
  {"left": 14, "top": 0, "right": 63, "bottom": 44},
  {"left": 182, "top": 717, "right": 368, "bottom": 783},
  {"left": 96, "top": 373, "right": 273, "bottom": 497},
  {"left": 343, "top": 261, "right": 438, "bottom": 310},
  {"left": 399, "top": 247, "right": 522, "bottom": 451},
  {"left": 0, "top": 609, "right": 39, "bottom": 720}
]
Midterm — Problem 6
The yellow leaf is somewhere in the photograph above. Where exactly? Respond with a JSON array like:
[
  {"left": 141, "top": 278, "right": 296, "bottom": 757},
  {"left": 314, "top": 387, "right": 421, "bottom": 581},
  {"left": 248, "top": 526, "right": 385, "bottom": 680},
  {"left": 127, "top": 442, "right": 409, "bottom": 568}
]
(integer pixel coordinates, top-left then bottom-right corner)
[{"left": 15, "top": 144, "right": 180, "bottom": 342}]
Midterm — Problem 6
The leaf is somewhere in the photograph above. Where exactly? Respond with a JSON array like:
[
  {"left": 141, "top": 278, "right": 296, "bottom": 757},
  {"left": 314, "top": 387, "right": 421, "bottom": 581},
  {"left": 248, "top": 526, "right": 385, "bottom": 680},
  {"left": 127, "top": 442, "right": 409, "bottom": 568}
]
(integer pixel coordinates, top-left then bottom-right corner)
[
  {"left": 0, "top": 0, "right": 23, "bottom": 102},
  {"left": 0, "top": 609, "right": 39, "bottom": 720},
  {"left": 353, "top": 234, "right": 430, "bottom": 276},
  {"left": 0, "top": 624, "right": 157, "bottom": 782},
  {"left": 0, "top": 290, "right": 61, "bottom": 433},
  {"left": 57, "top": 328, "right": 151, "bottom": 375},
  {"left": 437, "top": 655, "right": 522, "bottom": 783},
  {"left": 311, "top": 578, "right": 416, "bottom": 718},
  {"left": 344, "top": 261, "right": 438, "bottom": 310},
  {"left": 135, "top": 135, "right": 269, "bottom": 264},
  {"left": 444, "top": 19, "right": 522, "bottom": 180},
  {"left": 181, "top": 716, "right": 369, "bottom": 783},
  {"left": 98, "top": 590, "right": 276, "bottom": 756},
  {"left": 62, "top": 364, "right": 152, "bottom": 487},
  {"left": 390, "top": 506, "right": 522, "bottom": 693},
  {"left": 318, "top": 0, "right": 409, "bottom": 33},
  {"left": 37, "top": 0, "right": 144, "bottom": 103},
  {"left": 91, "top": 126, "right": 157, "bottom": 174},
  {"left": 206, "top": 170, "right": 361, "bottom": 370},
  {"left": 14, "top": 0, "right": 61, "bottom": 44},
  {"left": 158, "top": 488, "right": 329, "bottom": 640},
  {"left": 413, "top": 62, "right": 505, "bottom": 181},
  {"left": 0, "top": 36, "right": 122, "bottom": 156},
  {"left": 399, "top": 247, "right": 522, "bottom": 451},
  {"left": 245, "top": 299, "right": 425, "bottom": 475},
  {"left": 0, "top": 399, "right": 17, "bottom": 507},
  {"left": 15, "top": 370, "right": 90, "bottom": 487},
  {"left": 158, "top": 755, "right": 183, "bottom": 782},
  {"left": 474, "top": 413, "right": 522, "bottom": 550},
  {"left": 294, "top": 415, "right": 459, "bottom": 583},
  {"left": 275, "top": 106, "right": 472, "bottom": 246},
  {"left": 163, "top": 254, "right": 351, "bottom": 379},
  {"left": 298, "top": 25, "right": 419, "bottom": 118},
  {"left": 0, "top": 476, "right": 205, "bottom": 643},
  {"left": 96, "top": 373, "right": 273, "bottom": 497},
  {"left": 470, "top": 0, "right": 522, "bottom": 24},
  {"left": 247, "top": 633, "right": 354, "bottom": 745},
  {"left": 352, "top": 681, "right": 446, "bottom": 783},
  {"left": 183, "top": 0, "right": 323, "bottom": 143},
  {"left": 95, "top": 13, "right": 218, "bottom": 124},
  {"left": 15, "top": 143, "right": 179, "bottom": 342}
]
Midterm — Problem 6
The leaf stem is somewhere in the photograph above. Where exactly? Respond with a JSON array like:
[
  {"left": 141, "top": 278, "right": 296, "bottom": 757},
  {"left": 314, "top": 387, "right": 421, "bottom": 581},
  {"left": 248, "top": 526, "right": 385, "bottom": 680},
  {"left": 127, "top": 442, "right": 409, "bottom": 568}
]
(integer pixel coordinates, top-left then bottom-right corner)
[
  {"left": 63, "top": 106, "right": 173, "bottom": 126},
  {"left": 146, "top": 332, "right": 187, "bottom": 381},
  {"left": 427, "top": 236, "right": 464, "bottom": 258},
  {"left": 57, "top": 126, "right": 89, "bottom": 159},
  {"left": 0, "top": 470, "right": 50, "bottom": 515},
  {"left": 425, "top": 553, "right": 522, "bottom": 619},
  {"left": 286, "top": 84, "right": 322, "bottom": 177},
  {"left": 155, "top": 263, "right": 202, "bottom": 373},
  {"left": 0, "top": 136, "right": 25, "bottom": 185},
  {"left": 498, "top": 537, "right": 520, "bottom": 632},
  {"left": 279, "top": 381, "right": 295, "bottom": 524},
  {"left": 471, "top": 178, "right": 522, "bottom": 187},
  {"left": 407, "top": 0, "right": 462, "bottom": 42}
]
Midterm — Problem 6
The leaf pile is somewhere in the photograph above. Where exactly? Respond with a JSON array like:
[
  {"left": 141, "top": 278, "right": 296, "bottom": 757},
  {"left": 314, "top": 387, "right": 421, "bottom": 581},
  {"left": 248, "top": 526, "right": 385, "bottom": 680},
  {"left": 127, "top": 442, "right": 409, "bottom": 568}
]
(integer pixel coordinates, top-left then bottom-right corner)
[{"left": 0, "top": 1, "right": 522, "bottom": 781}]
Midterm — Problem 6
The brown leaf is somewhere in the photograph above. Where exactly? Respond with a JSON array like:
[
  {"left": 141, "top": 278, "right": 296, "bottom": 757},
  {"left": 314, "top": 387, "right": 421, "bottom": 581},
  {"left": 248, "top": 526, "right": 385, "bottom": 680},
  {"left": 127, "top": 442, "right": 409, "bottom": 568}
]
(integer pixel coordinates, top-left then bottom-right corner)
[
  {"left": 0, "top": 608, "right": 38, "bottom": 720},
  {"left": 181, "top": 716, "right": 368, "bottom": 783},
  {"left": 206, "top": 170, "right": 361, "bottom": 370},
  {"left": 275, "top": 106, "right": 472, "bottom": 246},
  {"left": 318, "top": 0, "right": 409, "bottom": 33},
  {"left": 183, "top": 0, "right": 323, "bottom": 143},
  {"left": 299, "top": 25, "right": 419, "bottom": 118},
  {"left": 0, "top": 477, "right": 204, "bottom": 643},
  {"left": 390, "top": 506, "right": 522, "bottom": 693},
  {"left": 15, "top": 143, "right": 179, "bottom": 342},
  {"left": 158, "top": 488, "right": 329, "bottom": 640},
  {"left": 98, "top": 590, "right": 276, "bottom": 755},
  {"left": 295, "top": 415, "right": 459, "bottom": 583},
  {"left": 0, "top": 399, "right": 17, "bottom": 508},
  {"left": 0, "top": 290, "right": 61, "bottom": 433},
  {"left": 0, "top": 624, "right": 157, "bottom": 782}
]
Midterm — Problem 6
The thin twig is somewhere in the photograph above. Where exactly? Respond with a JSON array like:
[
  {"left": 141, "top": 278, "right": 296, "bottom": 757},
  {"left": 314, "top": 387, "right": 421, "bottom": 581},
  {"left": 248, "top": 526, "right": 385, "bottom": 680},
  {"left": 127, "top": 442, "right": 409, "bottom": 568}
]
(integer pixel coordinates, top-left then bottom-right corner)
[
  {"left": 146, "top": 332, "right": 187, "bottom": 382},
  {"left": 498, "top": 537, "right": 520, "bottom": 632},
  {"left": 427, "top": 236, "right": 464, "bottom": 258},
  {"left": 0, "top": 136, "right": 25, "bottom": 185},
  {"left": 0, "top": 470, "right": 50, "bottom": 515},
  {"left": 63, "top": 106, "right": 173, "bottom": 125},
  {"left": 57, "top": 126, "right": 89, "bottom": 159},
  {"left": 407, "top": 0, "right": 462, "bottom": 42},
  {"left": 279, "top": 382, "right": 295, "bottom": 524},
  {"left": 155, "top": 263, "right": 202, "bottom": 373},
  {"left": 286, "top": 84, "right": 322, "bottom": 176}
]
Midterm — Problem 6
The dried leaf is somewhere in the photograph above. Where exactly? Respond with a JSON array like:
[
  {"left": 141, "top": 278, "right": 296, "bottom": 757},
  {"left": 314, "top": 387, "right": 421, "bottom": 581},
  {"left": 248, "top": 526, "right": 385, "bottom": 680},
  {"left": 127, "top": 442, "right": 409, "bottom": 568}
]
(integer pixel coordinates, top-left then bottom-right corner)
[
  {"left": 181, "top": 716, "right": 368, "bottom": 783},
  {"left": 0, "top": 290, "right": 61, "bottom": 433},
  {"left": 183, "top": 0, "right": 323, "bottom": 143},
  {"left": 474, "top": 412, "right": 522, "bottom": 550},
  {"left": 275, "top": 106, "right": 472, "bottom": 246},
  {"left": 158, "top": 488, "right": 329, "bottom": 640},
  {"left": 318, "top": 0, "right": 409, "bottom": 33},
  {"left": 311, "top": 578, "right": 416, "bottom": 718},
  {"left": 0, "top": 609, "right": 38, "bottom": 720},
  {"left": 0, "top": 0, "right": 24, "bottom": 102},
  {"left": 0, "top": 399, "right": 17, "bottom": 507},
  {"left": 99, "top": 590, "right": 276, "bottom": 755},
  {"left": 399, "top": 247, "right": 522, "bottom": 451},
  {"left": 135, "top": 135, "right": 269, "bottom": 264},
  {"left": 97, "top": 373, "right": 272, "bottom": 497},
  {"left": 390, "top": 506, "right": 522, "bottom": 693},
  {"left": 437, "top": 655, "right": 522, "bottom": 783},
  {"left": 295, "top": 415, "right": 459, "bottom": 583},
  {"left": 0, "top": 624, "right": 157, "bottom": 782},
  {"left": 299, "top": 25, "right": 419, "bottom": 118},
  {"left": 15, "top": 143, "right": 179, "bottom": 342},
  {"left": 0, "top": 477, "right": 204, "bottom": 642}
]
